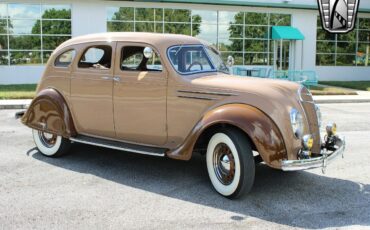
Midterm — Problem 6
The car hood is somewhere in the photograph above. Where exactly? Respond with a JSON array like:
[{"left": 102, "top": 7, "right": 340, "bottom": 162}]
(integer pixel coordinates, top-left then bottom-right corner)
[{"left": 190, "top": 74, "right": 301, "bottom": 100}]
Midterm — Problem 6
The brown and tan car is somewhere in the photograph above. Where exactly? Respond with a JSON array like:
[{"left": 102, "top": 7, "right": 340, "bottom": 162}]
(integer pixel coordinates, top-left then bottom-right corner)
[{"left": 20, "top": 32, "right": 345, "bottom": 198}]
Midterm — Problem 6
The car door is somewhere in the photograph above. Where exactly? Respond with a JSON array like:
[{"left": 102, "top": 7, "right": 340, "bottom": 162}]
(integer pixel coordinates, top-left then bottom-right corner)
[
  {"left": 113, "top": 42, "right": 167, "bottom": 146},
  {"left": 70, "top": 42, "right": 116, "bottom": 138}
]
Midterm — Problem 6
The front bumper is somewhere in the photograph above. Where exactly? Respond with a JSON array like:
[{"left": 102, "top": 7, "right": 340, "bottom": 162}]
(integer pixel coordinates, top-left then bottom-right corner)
[{"left": 281, "top": 135, "right": 345, "bottom": 172}]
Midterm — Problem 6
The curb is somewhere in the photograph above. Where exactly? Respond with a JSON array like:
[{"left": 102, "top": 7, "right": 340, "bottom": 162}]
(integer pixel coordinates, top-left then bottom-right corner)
[
  {"left": 315, "top": 99, "right": 370, "bottom": 104},
  {"left": 0, "top": 104, "right": 29, "bottom": 110}
]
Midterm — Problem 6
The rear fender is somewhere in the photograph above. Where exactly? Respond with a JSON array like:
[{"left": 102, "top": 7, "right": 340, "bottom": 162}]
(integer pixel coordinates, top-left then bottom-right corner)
[{"left": 21, "top": 88, "right": 76, "bottom": 138}]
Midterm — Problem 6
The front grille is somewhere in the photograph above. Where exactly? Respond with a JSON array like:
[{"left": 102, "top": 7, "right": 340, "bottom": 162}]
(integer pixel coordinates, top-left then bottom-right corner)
[{"left": 299, "top": 86, "right": 321, "bottom": 154}]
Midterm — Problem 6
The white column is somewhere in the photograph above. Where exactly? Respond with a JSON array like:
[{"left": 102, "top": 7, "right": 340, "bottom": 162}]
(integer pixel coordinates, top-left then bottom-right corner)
[
  {"left": 291, "top": 11, "right": 317, "bottom": 70},
  {"left": 72, "top": 1, "right": 107, "bottom": 37}
]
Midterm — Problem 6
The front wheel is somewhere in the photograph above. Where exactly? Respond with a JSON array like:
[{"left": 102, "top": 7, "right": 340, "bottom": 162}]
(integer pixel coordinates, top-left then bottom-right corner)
[
  {"left": 206, "top": 129, "right": 255, "bottom": 198},
  {"left": 32, "top": 129, "right": 71, "bottom": 157}
]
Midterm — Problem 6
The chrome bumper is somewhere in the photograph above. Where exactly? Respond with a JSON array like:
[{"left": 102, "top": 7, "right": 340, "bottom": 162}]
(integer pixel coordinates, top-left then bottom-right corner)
[{"left": 281, "top": 135, "right": 345, "bottom": 172}]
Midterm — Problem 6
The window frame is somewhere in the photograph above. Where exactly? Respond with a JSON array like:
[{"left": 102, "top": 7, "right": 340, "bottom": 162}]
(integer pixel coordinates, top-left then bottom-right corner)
[
  {"left": 54, "top": 48, "right": 76, "bottom": 68},
  {"left": 167, "top": 44, "right": 217, "bottom": 76},
  {"left": 120, "top": 44, "right": 163, "bottom": 72},
  {"left": 77, "top": 44, "right": 113, "bottom": 70}
]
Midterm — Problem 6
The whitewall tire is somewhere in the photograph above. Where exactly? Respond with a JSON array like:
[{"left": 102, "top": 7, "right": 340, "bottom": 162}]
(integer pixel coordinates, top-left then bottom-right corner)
[
  {"left": 206, "top": 129, "right": 255, "bottom": 198},
  {"left": 32, "top": 129, "right": 71, "bottom": 157}
]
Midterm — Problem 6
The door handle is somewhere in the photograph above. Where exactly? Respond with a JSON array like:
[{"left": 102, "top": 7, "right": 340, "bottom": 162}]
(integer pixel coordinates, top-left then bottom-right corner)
[
  {"left": 113, "top": 76, "right": 121, "bottom": 82},
  {"left": 101, "top": 76, "right": 111, "bottom": 80}
]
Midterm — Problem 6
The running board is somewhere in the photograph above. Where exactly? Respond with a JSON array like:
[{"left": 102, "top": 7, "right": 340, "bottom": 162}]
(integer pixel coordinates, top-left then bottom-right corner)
[{"left": 70, "top": 135, "right": 167, "bottom": 157}]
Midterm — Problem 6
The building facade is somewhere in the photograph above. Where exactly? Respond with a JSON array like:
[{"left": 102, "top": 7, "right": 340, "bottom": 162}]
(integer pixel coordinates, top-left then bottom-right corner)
[{"left": 0, "top": 0, "right": 369, "bottom": 84}]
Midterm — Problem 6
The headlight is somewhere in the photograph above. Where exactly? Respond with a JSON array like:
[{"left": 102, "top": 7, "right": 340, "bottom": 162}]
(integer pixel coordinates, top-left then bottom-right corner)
[
  {"left": 290, "top": 108, "right": 304, "bottom": 138},
  {"left": 315, "top": 104, "right": 322, "bottom": 127}
]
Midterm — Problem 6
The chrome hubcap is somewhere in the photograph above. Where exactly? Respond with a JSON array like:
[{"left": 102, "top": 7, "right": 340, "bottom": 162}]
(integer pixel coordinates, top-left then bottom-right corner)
[
  {"left": 213, "top": 143, "right": 235, "bottom": 185},
  {"left": 38, "top": 131, "right": 57, "bottom": 148}
]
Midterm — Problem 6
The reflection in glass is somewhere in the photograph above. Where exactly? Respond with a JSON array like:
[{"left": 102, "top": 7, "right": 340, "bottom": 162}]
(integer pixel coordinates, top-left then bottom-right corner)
[
  {"left": 316, "top": 41, "right": 336, "bottom": 53},
  {"left": 0, "top": 35, "right": 8, "bottom": 49},
  {"left": 136, "top": 8, "right": 154, "bottom": 21},
  {"left": 0, "top": 4, "right": 6, "bottom": 18},
  {"left": 316, "top": 54, "right": 335, "bottom": 66},
  {"left": 336, "top": 42, "right": 356, "bottom": 54},
  {"left": 164, "top": 9, "right": 191, "bottom": 22},
  {"left": 245, "top": 40, "right": 268, "bottom": 52},
  {"left": 42, "top": 5, "right": 71, "bottom": 19},
  {"left": 109, "top": 7, "right": 134, "bottom": 21},
  {"left": 10, "top": 51, "right": 41, "bottom": 65},
  {"left": 9, "top": 35, "right": 41, "bottom": 50},
  {"left": 42, "top": 36, "right": 71, "bottom": 50},
  {"left": 42, "top": 20, "right": 71, "bottom": 35},
  {"left": 0, "top": 19, "right": 7, "bottom": 34},
  {"left": 220, "top": 52, "right": 243, "bottom": 65},
  {"left": 107, "top": 21, "right": 134, "bottom": 32},
  {"left": 245, "top": 26, "right": 268, "bottom": 39},
  {"left": 9, "top": 19, "right": 39, "bottom": 34},
  {"left": 164, "top": 23, "right": 191, "bottom": 35},
  {"left": 244, "top": 53, "right": 268, "bottom": 65},
  {"left": 218, "top": 11, "right": 243, "bottom": 25},
  {"left": 359, "top": 18, "right": 370, "bottom": 30},
  {"left": 8, "top": 4, "right": 40, "bottom": 19},
  {"left": 135, "top": 22, "right": 155, "bottom": 32},
  {"left": 270, "top": 14, "right": 291, "bottom": 26},
  {"left": 192, "top": 10, "right": 217, "bottom": 24},
  {"left": 245, "top": 12, "right": 268, "bottom": 25},
  {"left": 0, "top": 51, "right": 9, "bottom": 65},
  {"left": 43, "top": 51, "right": 53, "bottom": 64},
  {"left": 359, "top": 30, "right": 370, "bottom": 42},
  {"left": 218, "top": 24, "right": 243, "bottom": 39},
  {"left": 336, "top": 55, "right": 355, "bottom": 66},
  {"left": 193, "top": 23, "right": 217, "bottom": 45}
]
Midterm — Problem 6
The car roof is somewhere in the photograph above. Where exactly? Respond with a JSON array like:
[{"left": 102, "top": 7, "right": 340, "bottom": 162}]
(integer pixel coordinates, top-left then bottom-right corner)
[{"left": 56, "top": 32, "right": 206, "bottom": 52}]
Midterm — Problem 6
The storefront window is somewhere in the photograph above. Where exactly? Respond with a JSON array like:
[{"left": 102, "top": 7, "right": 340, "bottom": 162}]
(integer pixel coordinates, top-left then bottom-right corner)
[
  {"left": 0, "top": 3, "right": 71, "bottom": 66},
  {"left": 316, "top": 17, "right": 370, "bottom": 67},
  {"left": 107, "top": 7, "right": 291, "bottom": 66}
]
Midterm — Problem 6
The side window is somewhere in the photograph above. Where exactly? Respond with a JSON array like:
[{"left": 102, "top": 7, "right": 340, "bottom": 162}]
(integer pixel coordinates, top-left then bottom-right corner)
[
  {"left": 78, "top": 45, "right": 112, "bottom": 70},
  {"left": 121, "top": 46, "right": 162, "bottom": 72},
  {"left": 54, "top": 49, "right": 76, "bottom": 67}
]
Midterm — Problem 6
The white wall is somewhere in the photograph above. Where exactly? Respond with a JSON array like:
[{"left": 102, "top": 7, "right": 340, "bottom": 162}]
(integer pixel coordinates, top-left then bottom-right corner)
[
  {"left": 316, "top": 66, "right": 370, "bottom": 81},
  {"left": 291, "top": 10, "right": 317, "bottom": 71},
  {"left": 0, "top": 66, "right": 45, "bottom": 84}
]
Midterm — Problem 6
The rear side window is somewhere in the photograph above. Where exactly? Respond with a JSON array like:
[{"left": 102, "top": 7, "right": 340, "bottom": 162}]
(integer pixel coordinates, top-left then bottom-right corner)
[
  {"left": 78, "top": 45, "right": 112, "bottom": 70},
  {"left": 121, "top": 46, "right": 162, "bottom": 72},
  {"left": 54, "top": 49, "right": 76, "bottom": 67}
]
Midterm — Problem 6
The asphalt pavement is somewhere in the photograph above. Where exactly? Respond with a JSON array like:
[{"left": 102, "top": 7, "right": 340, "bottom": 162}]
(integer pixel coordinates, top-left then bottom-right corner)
[{"left": 0, "top": 104, "right": 369, "bottom": 229}]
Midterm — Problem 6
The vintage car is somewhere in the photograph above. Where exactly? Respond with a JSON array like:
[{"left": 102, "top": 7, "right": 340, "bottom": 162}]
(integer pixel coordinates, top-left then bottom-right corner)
[{"left": 20, "top": 32, "right": 345, "bottom": 198}]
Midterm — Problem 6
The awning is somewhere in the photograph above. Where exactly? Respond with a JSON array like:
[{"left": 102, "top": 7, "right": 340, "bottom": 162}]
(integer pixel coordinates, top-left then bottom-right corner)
[{"left": 271, "top": 26, "right": 305, "bottom": 40}]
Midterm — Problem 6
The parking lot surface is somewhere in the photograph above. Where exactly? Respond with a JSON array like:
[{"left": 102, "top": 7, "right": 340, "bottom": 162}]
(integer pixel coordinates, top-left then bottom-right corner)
[{"left": 0, "top": 103, "right": 369, "bottom": 229}]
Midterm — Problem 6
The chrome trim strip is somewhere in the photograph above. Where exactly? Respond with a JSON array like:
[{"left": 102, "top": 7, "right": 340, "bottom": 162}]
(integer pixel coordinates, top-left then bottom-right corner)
[
  {"left": 69, "top": 137, "right": 165, "bottom": 157},
  {"left": 177, "top": 90, "right": 238, "bottom": 97},
  {"left": 177, "top": 95, "right": 216, "bottom": 100},
  {"left": 281, "top": 136, "right": 345, "bottom": 171}
]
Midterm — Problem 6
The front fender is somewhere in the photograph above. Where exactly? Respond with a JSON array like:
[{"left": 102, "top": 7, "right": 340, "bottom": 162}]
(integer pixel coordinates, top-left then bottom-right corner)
[
  {"left": 21, "top": 88, "right": 76, "bottom": 138},
  {"left": 166, "top": 104, "right": 287, "bottom": 169}
]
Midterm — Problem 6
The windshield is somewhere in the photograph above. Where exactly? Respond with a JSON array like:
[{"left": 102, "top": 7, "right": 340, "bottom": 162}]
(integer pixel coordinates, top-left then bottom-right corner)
[{"left": 167, "top": 45, "right": 229, "bottom": 75}]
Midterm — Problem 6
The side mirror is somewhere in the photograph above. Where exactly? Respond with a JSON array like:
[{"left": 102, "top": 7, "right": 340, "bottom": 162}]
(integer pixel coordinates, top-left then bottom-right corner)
[{"left": 143, "top": 47, "right": 153, "bottom": 59}]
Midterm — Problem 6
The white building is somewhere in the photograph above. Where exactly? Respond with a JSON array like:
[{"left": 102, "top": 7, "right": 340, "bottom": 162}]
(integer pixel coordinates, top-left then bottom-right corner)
[{"left": 0, "top": 0, "right": 369, "bottom": 84}]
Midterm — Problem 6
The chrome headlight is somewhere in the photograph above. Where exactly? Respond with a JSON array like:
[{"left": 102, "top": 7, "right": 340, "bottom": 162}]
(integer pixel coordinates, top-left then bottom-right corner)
[
  {"left": 290, "top": 108, "right": 304, "bottom": 138},
  {"left": 315, "top": 104, "right": 322, "bottom": 127}
]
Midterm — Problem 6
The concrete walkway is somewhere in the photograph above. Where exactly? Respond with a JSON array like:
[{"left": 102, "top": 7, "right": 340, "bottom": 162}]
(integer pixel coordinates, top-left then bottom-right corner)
[{"left": 1, "top": 93, "right": 370, "bottom": 109}]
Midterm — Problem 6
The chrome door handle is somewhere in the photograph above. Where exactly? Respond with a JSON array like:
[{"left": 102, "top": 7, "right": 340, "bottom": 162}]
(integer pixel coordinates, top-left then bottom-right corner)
[
  {"left": 113, "top": 76, "right": 121, "bottom": 82},
  {"left": 101, "top": 76, "right": 111, "bottom": 80}
]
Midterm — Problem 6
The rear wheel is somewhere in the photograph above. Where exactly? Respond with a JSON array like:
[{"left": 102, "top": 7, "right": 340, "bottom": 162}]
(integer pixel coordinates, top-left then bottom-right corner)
[
  {"left": 32, "top": 129, "right": 71, "bottom": 157},
  {"left": 206, "top": 129, "right": 255, "bottom": 198}
]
